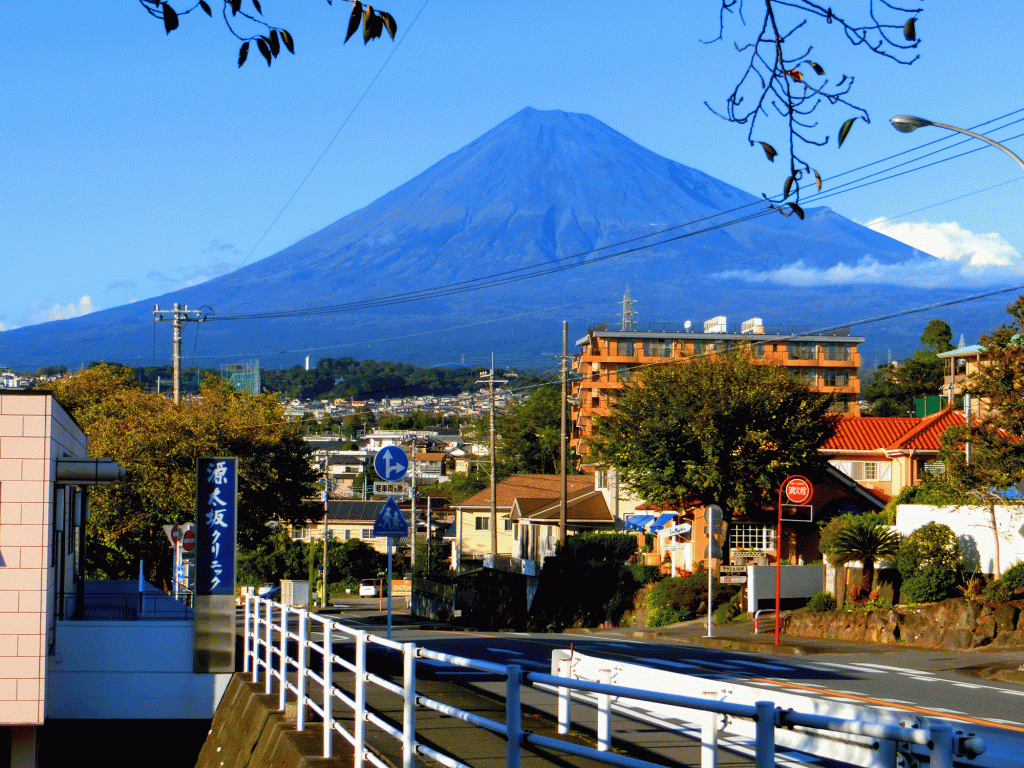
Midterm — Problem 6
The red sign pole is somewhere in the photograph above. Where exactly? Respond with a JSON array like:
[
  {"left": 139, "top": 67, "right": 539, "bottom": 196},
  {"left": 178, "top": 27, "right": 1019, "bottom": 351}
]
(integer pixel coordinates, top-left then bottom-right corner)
[{"left": 775, "top": 475, "right": 814, "bottom": 646}]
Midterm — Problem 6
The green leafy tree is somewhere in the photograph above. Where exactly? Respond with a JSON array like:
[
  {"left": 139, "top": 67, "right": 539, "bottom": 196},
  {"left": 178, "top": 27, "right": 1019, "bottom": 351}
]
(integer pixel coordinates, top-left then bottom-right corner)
[
  {"left": 39, "top": 364, "right": 319, "bottom": 584},
  {"left": 942, "top": 296, "right": 1024, "bottom": 495},
  {"left": 496, "top": 385, "right": 569, "bottom": 475},
  {"left": 593, "top": 352, "right": 839, "bottom": 514},
  {"left": 829, "top": 518, "right": 899, "bottom": 596},
  {"left": 863, "top": 319, "right": 952, "bottom": 416}
]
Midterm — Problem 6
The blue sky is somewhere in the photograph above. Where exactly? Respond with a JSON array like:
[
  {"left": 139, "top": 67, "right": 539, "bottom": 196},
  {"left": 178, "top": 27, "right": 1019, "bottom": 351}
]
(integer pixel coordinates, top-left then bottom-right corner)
[{"left": 4, "top": 1, "right": 1022, "bottom": 354}]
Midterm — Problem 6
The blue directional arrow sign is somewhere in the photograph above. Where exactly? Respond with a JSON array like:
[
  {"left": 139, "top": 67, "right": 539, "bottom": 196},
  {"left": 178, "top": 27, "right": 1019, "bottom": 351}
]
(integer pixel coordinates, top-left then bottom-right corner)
[
  {"left": 374, "top": 445, "right": 409, "bottom": 482},
  {"left": 373, "top": 496, "right": 409, "bottom": 538}
]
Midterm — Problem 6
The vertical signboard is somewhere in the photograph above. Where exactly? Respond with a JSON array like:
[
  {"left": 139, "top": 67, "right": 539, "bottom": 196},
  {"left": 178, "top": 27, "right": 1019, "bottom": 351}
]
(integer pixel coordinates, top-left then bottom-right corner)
[
  {"left": 196, "top": 457, "right": 237, "bottom": 595},
  {"left": 194, "top": 457, "right": 237, "bottom": 674}
]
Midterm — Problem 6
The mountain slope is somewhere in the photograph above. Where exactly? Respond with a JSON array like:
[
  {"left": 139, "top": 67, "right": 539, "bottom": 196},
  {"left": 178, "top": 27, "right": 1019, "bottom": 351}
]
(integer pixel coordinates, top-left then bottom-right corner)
[{"left": 0, "top": 108, "right": 987, "bottom": 371}]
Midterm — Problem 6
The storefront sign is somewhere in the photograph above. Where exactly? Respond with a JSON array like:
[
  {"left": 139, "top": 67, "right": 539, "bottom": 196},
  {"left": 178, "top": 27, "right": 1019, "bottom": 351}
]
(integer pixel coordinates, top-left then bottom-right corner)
[{"left": 196, "top": 457, "right": 237, "bottom": 596}]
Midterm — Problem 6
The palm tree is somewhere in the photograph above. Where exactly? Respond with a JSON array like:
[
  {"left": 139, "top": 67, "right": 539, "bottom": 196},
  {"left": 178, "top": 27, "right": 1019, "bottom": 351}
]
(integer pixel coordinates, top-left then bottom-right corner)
[{"left": 830, "top": 519, "right": 900, "bottom": 598}]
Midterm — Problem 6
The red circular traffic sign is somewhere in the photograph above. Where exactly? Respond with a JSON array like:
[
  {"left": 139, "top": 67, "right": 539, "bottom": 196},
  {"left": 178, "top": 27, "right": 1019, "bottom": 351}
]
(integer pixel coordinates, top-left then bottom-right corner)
[
  {"left": 170, "top": 523, "right": 182, "bottom": 544},
  {"left": 783, "top": 475, "right": 813, "bottom": 505},
  {"left": 181, "top": 529, "right": 196, "bottom": 552}
]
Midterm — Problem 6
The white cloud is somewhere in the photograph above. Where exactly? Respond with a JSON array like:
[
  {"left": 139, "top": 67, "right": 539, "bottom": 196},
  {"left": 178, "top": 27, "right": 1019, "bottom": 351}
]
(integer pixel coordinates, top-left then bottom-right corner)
[
  {"left": 866, "top": 218, "right": 1020, "bottom": 269},
  {"left": 13, "top": 296, "right": 97, "bottom": 328},
  {"left": 715, "top": 220, "right": 1023, "bottom": 288}
]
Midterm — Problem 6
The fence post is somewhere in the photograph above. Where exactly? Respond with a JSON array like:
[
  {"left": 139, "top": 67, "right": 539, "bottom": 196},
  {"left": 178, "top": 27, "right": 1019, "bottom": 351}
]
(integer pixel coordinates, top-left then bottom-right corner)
[
  {"left": 264, "top": 600, "right": 273, "bottom": 694},
  {"left": 278, "top": 604, "right": 289, "bottom": 711},
  {"left": 506, "top": 665, "right": 522, "bottom": 768},
  {"left": 297, "top": 609, "right": 307, "bottom": 732},
  {"left": 597, "top": 669, "right": 612, "bottom": 751},
  {"left": 403, "top": 643, "right": 417, "bottom": 768},
  {"left": 557, "top": 658, "right": 571, "bottom": 735},
  {"left": 929, "top": 724, "right": 954, "bottom": 768},
  {"left": 700, "top": 710, "right": 718, "bottom": 768},
  {"left": 243, "top": 594, "right": 251, "bottom": 674},
  {"left": 323, "top": 620, "right": 333, "bottom": 759},
  {"left": 355, "top": 631, "right": 367, "bottom": 768},
  {"left": 753, "top": 701, "right": 775, "bottom": 768}
]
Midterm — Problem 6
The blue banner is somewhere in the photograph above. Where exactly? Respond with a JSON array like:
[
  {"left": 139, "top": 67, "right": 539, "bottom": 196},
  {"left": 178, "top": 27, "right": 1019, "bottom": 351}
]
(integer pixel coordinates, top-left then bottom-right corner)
[{"left": 195, "top": 457, "right": 237, "bottom": 596}]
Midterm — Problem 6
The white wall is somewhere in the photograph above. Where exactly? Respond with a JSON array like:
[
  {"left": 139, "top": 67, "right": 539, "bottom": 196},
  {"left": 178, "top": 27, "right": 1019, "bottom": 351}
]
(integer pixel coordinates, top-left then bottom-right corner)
[
  {"left": 897, "top": 504, "right": 1024, "bottom": 576},
  {"left": 747, "top": 564, "right": 824, "bottom": 613},
  {"left": 46, "top": 620, "right": 230, "bottom": 718}
]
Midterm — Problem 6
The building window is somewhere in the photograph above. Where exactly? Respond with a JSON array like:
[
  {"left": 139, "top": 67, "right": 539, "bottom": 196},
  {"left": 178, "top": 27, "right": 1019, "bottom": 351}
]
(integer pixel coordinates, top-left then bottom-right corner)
[
  {"left": 822, "top": 369, "right": 849, "bottom": 387},
  {"left": 595, "top": 469, "right": 609, "bottom": 490},
  {"left": 729, "top": 523, "right": 776, "bottom": 551},
  {"left": 362, "top": 528, "right": 372, "bottom": 539},
  {"left": 844, "top": 460, "right": 890, "bottom": 481},
  {"left": 643, "top": 339, "right": 672, "bottom": 357},
  {"left": 692, "top": 341, "right": 707, "bottom": 355},
  {"left": 617, "top": 365, "right": 632, "bottom": 383},
  {"left": 920, "top": 460, "right": 945, "bottom": 478},
  {"left": 616, "top": 339, "right": 635, "bottom": 356},
  {"left": 789, "top": 368, "right": 816, "bottom": 386},
  {"left": 754, "top": 342, "right": 766, "bottom": 359},
  {"left": 475, "top": 516, "right": 489, "bottom": 531},
  {"left": 504, "top": 519, "right": 513, "bottom": 531},
  {"left": 787, "top": 342, "right": 816, "bottom": 360},
  {"left": 343, "top": 529, "right": 351, "bottom": 540},
  {"left": 823, "top": 343, "right": 851, "bottom": 361}
]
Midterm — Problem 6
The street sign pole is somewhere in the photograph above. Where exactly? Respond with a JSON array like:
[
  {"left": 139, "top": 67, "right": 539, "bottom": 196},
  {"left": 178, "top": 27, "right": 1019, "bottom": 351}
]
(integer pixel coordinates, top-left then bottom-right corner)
[
  {"left": 704, "top": 505, "right": 723, "bottom": 639},
  {"left": 387, "top": 536, "right": 393, "bottom": 640},
  {"left": 776, "top": 475, "right": 813, "bottom": 646}
]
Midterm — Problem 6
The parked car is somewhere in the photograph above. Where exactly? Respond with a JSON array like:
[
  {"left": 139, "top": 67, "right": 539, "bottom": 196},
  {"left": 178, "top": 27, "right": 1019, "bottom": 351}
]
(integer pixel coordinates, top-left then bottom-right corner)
[
  {"left": 258, "top": 583, "right": 277, "bottom": 596},
  {"left": 359, "top": 579, "right": 382, "bottom": 597}
]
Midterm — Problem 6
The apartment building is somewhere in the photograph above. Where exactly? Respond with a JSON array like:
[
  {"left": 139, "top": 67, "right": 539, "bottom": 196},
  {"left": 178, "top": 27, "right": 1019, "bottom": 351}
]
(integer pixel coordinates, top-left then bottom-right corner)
[{"left": 571, "top": 314, "right": 865, "bottom": 464}]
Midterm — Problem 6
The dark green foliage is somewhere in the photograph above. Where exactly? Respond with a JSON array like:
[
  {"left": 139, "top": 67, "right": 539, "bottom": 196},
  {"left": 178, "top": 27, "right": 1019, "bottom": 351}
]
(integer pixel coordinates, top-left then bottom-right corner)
[
  {"left": 495, "top": 385, "right": 568, "bottom": 475},
  {"left": 818, "top": 512, "right": 886, "bottom": 561},
  {"left": 806, "top": 591, "right": 838, "bottom": 612},
  {"left": 645, "top": 572, "right": 738, "bottom": 617},
  {"left": 902, "top": 562, "right": 959, "bottom": 603},
  {"left": 626, "top": 564, "right": 664, "bottom": 585},
  {"left": 884, "top": 477, "right": 966, "bottom": 518},
  {"left": 862, "top": 319, "right": 951, "bottom": 417},
  {"left": 648, "top": 605, "right": 694, "bottom": 628},
  {"left": 1001, "top": 562, "right": 1024, "bottom": 592},
  {"left": 327, "top": 539, "right": 387, "bottom": 585},
  {"left": 982, "top": 561, "right": 1024, "bottom": 602},
  {"left": 560, "top": 533, "right": 638, "bottom": 564}
]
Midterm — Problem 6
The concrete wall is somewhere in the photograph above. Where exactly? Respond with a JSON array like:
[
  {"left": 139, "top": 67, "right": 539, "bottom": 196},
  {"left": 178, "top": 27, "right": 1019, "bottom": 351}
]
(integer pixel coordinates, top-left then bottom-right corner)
[
  {"left": 747, "top": 564, "right": 824, "bottom": 613},
  {"left": 897, "top": 504, "right": 1024, "bottom": 576},
  {"left": 47, "top": 619, "right": 230, "bottom": 718},
  {"left": 0, "top": 393, "right": 87, "bottom": 727}
]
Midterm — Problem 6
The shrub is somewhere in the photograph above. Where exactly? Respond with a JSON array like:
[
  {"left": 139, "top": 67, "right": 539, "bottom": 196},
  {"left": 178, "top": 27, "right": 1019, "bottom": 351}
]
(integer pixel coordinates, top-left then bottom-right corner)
[
  {"left": 901, "top": 562, "right": 959, "bottom": 603},
  {"left": 645, "top": 572, "right": 737, "bottom": 617},
  {"left": 806, "top": 591, "right": 837, "bottom": 613},
  {"left": 897, "top": 522, "right": 961, "bottom": 574},
  {"left": 561, "top": 533, "right": 638, "bottom": 563},
  {"left": 1001, "top": 561, "right": 1024, "bottom": 593},
  {"left": 818, "top": 512, "right": 886, "bottom": 563},
  {"left": 647, "top": 605, "right": 694, "bottom": 628}
]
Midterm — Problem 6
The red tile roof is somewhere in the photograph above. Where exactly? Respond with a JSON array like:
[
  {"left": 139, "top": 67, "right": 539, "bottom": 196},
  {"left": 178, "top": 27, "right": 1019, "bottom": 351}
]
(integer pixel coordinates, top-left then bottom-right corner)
[
  {"left": 456, "top": 474, "right": 595, "bottom": 509},
  {"left": 821, "top": 409, "right": 965, "bottom": 453}
]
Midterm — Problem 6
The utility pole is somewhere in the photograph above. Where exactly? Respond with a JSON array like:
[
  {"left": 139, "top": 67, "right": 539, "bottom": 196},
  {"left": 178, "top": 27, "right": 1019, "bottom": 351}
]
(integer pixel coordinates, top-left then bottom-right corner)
[
  {"left": 153, "top": 303, "right": 205, "bottom": 405},
  {"left": 322, "top": 461, "right": 329, "bottom": 608},
  {"left": 560, "top": 321, "right": 568, "bottom": 546},
  {"left": 477, "top": 356, "right": 514, "bottom": 559}
]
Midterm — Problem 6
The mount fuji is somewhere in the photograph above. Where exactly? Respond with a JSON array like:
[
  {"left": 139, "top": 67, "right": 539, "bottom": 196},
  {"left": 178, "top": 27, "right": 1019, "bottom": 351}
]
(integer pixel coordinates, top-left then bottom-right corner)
[{"left": 0, "top": 108, "right": 992, "bottom": 372}]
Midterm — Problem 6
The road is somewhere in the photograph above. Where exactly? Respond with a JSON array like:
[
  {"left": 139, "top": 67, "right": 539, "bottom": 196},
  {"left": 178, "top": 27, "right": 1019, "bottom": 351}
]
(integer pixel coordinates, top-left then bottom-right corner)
[{"left": 246, "top": 600, "right": 1024, "bottom": 757}]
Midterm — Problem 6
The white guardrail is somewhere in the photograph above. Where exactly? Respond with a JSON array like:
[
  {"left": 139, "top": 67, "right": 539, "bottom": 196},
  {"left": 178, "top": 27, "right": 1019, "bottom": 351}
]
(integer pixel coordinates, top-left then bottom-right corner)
[{"left": 243, "top": 595, "right": 998, "bottom": 768}]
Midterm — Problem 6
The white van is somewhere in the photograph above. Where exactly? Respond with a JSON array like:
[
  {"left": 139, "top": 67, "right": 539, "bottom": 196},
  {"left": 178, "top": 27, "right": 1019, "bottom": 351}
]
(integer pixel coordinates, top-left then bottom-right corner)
[{"left": 359, "top": 579, "right": 382, "bottom": 597}]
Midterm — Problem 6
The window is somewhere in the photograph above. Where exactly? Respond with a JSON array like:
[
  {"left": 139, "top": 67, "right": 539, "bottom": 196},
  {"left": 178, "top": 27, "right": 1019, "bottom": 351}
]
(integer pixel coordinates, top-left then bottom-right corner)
[
  {"left": 789, "top": 368, "right": 816, "bottom": 386},
  {"left": 504, "top": 519, "right": 513, "bottom": 531},
  {"left": 845, "top": 461, "right": 890, "bottom": 481},
  {"left": 617, "top": 365, "right": 632, "bottom": 383},
  {"left": 643, "top": 339, "right": 672, "bottom": 357},
  {"left": 753, "top": 342, "right": 766, "bottom": 359},
  {"left": 343, "top": 529, "right": 351, "bottom": 541},
  {"left": 729, "top": 523, "right": 776, "bottom": 551},
  {"left": 787, "top": 342, "right": 816, "bottom": 360},
  {"left": 475, "top": 516, "right": 489, "bottom": 531},
  {"left": 823, "top": 343, "right": 851, "bottom": 361},
  {"left": 692, "top": 341, "right": 707, "bottom": 355},
  {"left": 362, "top": 528, "right": 372, "bottom": 539},
  {"left": 821, "top": 369, "right": 849, "bottom": 387},
  {"left": 920, "top": 460, "right": 945, "bottom": 478},
  {"left": 616, "top": 339, "right": 635, "bottom": 356},
  {"left": 595, "top": 469, "right": 609, "bottom": 490}
]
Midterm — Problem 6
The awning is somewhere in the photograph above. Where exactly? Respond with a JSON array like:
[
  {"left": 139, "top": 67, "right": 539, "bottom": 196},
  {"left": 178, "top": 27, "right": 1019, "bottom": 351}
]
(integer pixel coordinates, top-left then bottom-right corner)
[
  {"left": 647, "top": 513, "right": 677, "bottom": 532},
  {"left": 624, "top": 515, "right": 654, "bottom": 531}
]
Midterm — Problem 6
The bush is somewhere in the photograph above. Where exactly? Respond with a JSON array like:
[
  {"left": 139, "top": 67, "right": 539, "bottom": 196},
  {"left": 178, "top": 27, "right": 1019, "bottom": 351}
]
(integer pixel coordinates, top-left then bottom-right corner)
[
  {"left": 806, "top": 591, "right": 837, "bottom": 613},
  {"left": 818, "top": 512, "right": 886, "bottom": 563},
  {"left": 1001, "top": 561, "right": 1024, "bottom": 593},
  {"left": 626, "top": 564, "right": 664, "bottom": 585},
  {"left": 648, "top": 605, "right": 694, "bottom": 628},
  {"left": 901, "top": 562, "right": 959, "bottom": 603},
  {"left": 897, "top": 522, "right": 961, "bottom": 575},
  {"left": 561, "top": 533, "right": 638, "bottom": 563},
  {"left": 645, "top": 572, "right": 737, "bottom": 617}
]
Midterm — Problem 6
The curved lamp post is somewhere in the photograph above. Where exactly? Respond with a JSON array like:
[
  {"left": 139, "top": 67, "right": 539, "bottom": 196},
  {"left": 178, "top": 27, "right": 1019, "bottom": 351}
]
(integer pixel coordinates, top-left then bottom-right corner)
[{"left": 890, "top": 115, "right": 1024, "bottom": 171}]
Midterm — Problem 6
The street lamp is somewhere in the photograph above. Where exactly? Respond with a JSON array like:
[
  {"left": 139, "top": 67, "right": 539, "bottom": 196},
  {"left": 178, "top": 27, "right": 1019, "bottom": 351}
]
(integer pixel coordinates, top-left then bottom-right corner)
[{"left": 889, "top": 115, "right": 1024, "bottom": 171}]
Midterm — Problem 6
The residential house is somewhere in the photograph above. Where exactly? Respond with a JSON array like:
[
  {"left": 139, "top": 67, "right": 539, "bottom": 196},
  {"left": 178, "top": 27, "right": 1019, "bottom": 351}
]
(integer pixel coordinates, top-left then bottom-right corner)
[
  {"left": 820, "top": 408, "right": 967, "bottom": 502},
  {"left": 450, "top": 475, "right": 600, "bottom": 569},
  {"left": 937, "top": 343, "right": 990, "bottom": 418},
  {"left": 290, "top": 500, "right": 397, "bottom": 555},
  {"left": 571, "top": 312, "right": 864, "bottom": 465}
]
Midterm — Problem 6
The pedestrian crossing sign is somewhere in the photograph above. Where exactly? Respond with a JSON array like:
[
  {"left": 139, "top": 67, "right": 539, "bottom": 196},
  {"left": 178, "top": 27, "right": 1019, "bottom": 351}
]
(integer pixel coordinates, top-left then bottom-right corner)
[{"left": 373, "top": 496, "right": 409, "bottom": 537}]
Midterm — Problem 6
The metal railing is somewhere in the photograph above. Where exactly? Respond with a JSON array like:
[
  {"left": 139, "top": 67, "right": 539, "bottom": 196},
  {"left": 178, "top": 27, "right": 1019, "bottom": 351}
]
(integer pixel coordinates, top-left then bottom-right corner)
[{"left": 243, "top": 595, "right": 971, "bottom": 768}]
